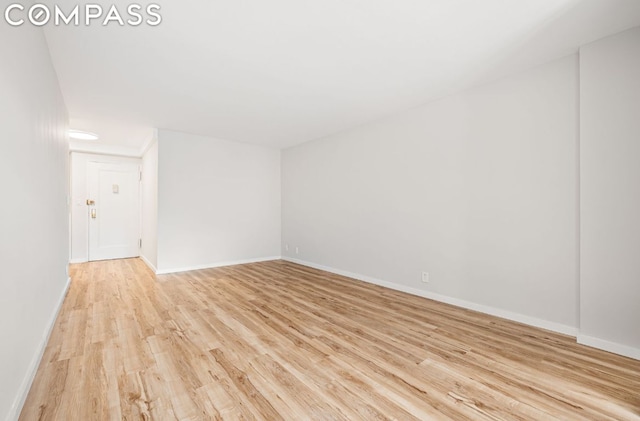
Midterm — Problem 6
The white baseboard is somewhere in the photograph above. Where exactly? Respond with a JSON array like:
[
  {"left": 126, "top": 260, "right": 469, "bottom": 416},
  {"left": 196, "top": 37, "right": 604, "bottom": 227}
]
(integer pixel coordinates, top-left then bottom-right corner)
[
  {"left": 156, "top": 256, "right": 282, "bottom": 275},
  {"left": 5, "top": 276, "right": 71, "bottom": 421},
  {"left": 283, "top": 257, "right": 578, "bottom": 337},
  {"left": 69, "top": 258, "right": 87, "bottom": 264},
  {"left": 139, "top": 254, "right": 158, "bottom": 274},
  {"left": 577, "top": 334, "right": 640, "bottom": 360}
]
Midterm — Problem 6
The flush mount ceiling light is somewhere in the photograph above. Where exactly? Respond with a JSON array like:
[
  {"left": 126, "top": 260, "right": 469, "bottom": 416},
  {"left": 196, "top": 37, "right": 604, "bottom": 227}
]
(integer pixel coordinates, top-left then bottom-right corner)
[{"left": 68, "top": 129, "right": 99, "bottom": 141}]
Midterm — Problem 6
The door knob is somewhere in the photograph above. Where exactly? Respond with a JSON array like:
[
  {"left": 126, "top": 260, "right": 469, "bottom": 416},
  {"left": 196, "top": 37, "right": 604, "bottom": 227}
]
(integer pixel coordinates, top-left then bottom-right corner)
[{"left": 91, "top": 209, "right": 97, "bottom": 219}]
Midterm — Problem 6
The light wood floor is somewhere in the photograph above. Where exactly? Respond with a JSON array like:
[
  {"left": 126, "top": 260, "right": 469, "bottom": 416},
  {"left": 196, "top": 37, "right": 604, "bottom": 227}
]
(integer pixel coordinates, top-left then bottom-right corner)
[{"left": 20, "top": 258, "right": 640, "bottom": 420}]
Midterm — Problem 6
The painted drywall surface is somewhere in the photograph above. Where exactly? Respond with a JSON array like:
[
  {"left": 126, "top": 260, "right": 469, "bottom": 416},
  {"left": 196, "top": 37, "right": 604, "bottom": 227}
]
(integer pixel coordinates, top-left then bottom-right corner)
[
  {"left": 141, "top": 140, "right": 159, "bottom": 270},
  {"left": 579, "top": 27, "right": 640, "bottom": 352},
  {"left": 0, "top": 26, "right": 69, "bottom": 421},
  {"left": 157, "top": 130, "right": 281, "bottom": 272},
  {"left": 69, "top": 152, "right": 141, "bottom": 263},
  {"left": 283, "top": 55, "right": 579, "bottom": 329}
]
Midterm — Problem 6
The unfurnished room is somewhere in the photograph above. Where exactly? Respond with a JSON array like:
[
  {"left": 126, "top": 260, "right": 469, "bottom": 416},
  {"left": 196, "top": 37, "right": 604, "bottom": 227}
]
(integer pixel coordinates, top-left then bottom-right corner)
[{"left": 1, "top": 0, "right": 639, "bottom": 420}]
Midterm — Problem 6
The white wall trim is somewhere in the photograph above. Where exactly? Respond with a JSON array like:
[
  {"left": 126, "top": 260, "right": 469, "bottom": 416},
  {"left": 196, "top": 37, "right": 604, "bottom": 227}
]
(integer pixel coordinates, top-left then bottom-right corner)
[
  {"left": 5, "top": 276, "right": 71, "bottom": 421},
  {"left": 156, "top": 256, "right": 282, "bottom": 275},
  {"left": 69, "top": 258, "right": 88, "bottom": 264},
  {"left": 139, "top": 255, "right": 157, "bottom": 274},
  {"left": 138, "top": 131, "right": 158, "bottom": 157},
  {"left": 283, "top": 257, "right": 578, "bottom": 337},
  {"left": 577, "top": 334, "right": 640, "bottom": 361}
]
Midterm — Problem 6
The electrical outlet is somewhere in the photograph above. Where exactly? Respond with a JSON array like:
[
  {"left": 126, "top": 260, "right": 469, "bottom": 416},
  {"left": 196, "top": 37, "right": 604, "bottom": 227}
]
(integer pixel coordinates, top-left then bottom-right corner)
[
  {"left": 285, "top": 244, "right": 289, "bottom": 251},
  {"left": 421, "top": 272, "right": 429, "bottom": 283},
  {"left": 295, "top": 247, "right": 299, "bottom": 255}
]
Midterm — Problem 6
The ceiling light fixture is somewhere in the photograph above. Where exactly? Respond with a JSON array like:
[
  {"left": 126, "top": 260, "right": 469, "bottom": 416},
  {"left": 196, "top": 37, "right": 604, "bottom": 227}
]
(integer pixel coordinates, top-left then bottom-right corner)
[{"left": 68, "top": 129, "right": 99, "bottom": 141}]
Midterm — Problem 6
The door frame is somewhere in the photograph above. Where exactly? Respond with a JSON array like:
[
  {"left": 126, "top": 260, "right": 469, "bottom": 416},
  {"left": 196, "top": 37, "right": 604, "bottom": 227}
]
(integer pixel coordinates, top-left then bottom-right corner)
[{"left": 86, "top": 160, "right": 142, "bottom": 262}]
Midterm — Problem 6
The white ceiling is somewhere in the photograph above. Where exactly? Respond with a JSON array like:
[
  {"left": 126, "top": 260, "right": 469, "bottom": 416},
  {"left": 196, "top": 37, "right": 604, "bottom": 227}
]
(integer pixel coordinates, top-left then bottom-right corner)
[
  {"left": 45, "top": 0, "right": 640, "bottom": 150},
  {"left": 68, "top": 118, "right": 154, "bottom": 150}
]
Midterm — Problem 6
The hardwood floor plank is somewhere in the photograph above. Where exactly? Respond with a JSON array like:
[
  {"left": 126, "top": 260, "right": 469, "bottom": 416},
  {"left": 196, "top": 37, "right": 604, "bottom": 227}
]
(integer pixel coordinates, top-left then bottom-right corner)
[{"left": 19, "top": 258, "right": 640, "bottom": 420}]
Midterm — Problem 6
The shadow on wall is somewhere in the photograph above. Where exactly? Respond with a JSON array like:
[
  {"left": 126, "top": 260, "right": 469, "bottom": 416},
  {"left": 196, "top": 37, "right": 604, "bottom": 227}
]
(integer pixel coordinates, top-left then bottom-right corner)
[{"left": 449, "top": 0, "right": 640, "bottom": 97}]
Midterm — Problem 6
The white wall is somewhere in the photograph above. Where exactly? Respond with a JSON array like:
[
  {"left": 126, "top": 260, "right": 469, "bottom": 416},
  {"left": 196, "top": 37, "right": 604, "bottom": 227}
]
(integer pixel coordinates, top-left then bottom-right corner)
[
  {"left": 579, "top": 27, "right": 640, "bottom": 359},
  {"left": 141, "top": 139, "right": 159, "bottom": 271},
  {"left": 156, "top": 130, "right": 281, "bottom": 273},
  {"left": 69, "top": 152, "right": 141, "bottom": 263},
  {"left": 283, "top": 55, "right": 579, "bottom": 332},
  {"left": 0, "top": 25, "right": 69, "bottom": 421}
]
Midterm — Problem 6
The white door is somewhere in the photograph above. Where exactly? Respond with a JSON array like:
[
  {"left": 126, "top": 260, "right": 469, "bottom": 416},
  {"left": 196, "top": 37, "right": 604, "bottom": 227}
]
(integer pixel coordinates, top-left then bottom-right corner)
[{"left": 87, "top": 162, "right": 140, "bottom": 261}]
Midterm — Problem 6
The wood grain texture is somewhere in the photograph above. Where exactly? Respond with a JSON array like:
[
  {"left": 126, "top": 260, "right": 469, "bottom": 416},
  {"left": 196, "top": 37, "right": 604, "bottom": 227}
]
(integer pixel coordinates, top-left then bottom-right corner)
[{"left": 20, "top": 258, "right": 640, "bottom": 420}]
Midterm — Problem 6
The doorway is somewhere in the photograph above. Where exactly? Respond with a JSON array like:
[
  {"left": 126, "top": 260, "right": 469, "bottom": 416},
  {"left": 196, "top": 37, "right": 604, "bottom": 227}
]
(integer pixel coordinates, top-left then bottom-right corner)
[
  {"left": 69, "top": 151, "right": 144, "bottom": 263},
  {"left": 85, "top": 161, "right": 141, "bottom": 261}
]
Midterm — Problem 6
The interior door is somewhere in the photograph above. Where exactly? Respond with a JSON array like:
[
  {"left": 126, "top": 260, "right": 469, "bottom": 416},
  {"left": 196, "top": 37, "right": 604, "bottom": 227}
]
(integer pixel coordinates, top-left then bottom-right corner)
[{"left": 87, "top": 162, "right": 140, "bottom": 261}]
